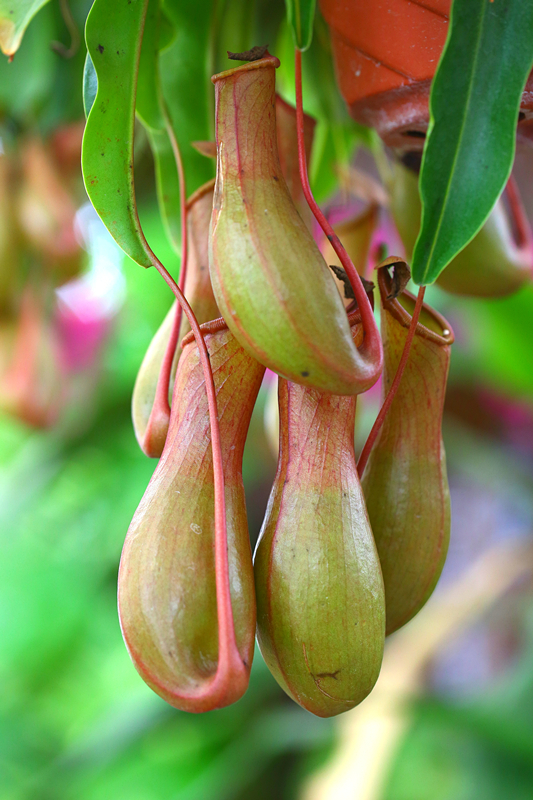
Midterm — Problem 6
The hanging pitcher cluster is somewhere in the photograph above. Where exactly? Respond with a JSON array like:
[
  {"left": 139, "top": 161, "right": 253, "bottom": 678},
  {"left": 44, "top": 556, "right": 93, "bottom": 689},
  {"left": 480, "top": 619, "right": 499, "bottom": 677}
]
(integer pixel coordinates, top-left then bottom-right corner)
[{"left": 118, "top": 55, "right": 455, "bottom": 717}]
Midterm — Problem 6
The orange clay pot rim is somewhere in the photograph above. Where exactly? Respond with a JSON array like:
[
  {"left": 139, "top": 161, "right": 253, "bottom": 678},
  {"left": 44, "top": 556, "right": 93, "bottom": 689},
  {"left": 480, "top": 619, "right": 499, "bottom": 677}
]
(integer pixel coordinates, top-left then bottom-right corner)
[
  {"left": 211, "top": 55, "right": 280, "bottom": 85},
  {"left": 378, "top": 269, "right": 455, "bottom": 346},
  {"left": 186, "top": 178, "right": 216, "bottom": 210}
]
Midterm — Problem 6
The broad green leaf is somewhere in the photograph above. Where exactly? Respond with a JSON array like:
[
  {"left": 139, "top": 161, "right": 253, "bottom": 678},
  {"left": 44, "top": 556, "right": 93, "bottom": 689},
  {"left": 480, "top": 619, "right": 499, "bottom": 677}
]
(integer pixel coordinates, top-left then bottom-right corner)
[
  {"left": 82, "top": 0, "right": 152, "bottom": 268},
  {"left": 0, "top": 0, "right": 49, "bottom": 56},
  {"left": 412, "top": 0, "right": 533, "bottom": 286},
  {"left": 83, "top": 52, "right": 97, "bottom": 119},
  {"left": 284, "top": 0, "right": 316, "bottom": 52}
]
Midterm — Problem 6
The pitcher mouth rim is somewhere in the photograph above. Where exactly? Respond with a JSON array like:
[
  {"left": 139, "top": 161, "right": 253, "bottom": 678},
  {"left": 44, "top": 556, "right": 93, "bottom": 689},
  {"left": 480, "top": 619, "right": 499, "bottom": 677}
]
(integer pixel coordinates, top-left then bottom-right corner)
[
  {"left": 378, "top": 268, "right": 455, "bottom": 346},
  {"left": 211, "top": 55, "right": 280, "bottom": 85}
]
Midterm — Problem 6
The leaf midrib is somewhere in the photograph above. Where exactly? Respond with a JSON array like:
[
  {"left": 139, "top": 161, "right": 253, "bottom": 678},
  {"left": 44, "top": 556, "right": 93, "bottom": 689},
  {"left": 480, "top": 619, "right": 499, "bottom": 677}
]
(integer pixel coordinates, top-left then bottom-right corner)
[{"left": 417, "top": 2, "right": 487, "bottom": 285}]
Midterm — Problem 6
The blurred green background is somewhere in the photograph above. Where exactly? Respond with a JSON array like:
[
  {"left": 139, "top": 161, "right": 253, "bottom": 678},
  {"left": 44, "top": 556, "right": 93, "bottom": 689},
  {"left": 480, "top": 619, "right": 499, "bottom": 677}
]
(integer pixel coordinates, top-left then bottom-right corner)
[{"left": 2, "top": 1, "right": 533, "bottom": 799}]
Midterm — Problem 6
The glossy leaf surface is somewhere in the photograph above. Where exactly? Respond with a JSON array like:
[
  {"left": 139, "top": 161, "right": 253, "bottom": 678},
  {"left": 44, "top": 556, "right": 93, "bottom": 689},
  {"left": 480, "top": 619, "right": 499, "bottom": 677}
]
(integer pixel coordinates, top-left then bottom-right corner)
[
  {"left": 412, "top": 0, "right": 533, "bottom": 285},
  {"left": 82, "top": 0, "right": 152, "bottom": 267}
]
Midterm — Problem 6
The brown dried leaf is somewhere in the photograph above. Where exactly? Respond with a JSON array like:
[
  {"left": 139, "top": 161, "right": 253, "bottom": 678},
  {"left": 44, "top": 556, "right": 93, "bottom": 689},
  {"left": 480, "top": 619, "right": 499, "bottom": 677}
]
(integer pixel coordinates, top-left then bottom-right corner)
[
  {"left": 328, "top": 264, "right": 375, "bottom": 302},
  {"left": 227, "top": 45, "right": 269, "bottom": 62},
  {"left": 376, "top": 256, "right": 411, "bottom": 299}
]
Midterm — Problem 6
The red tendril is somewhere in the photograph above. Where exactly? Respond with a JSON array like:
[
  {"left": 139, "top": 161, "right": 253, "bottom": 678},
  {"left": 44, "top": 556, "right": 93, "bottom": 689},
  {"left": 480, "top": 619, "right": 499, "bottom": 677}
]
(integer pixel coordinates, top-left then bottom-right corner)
[
  {"left": 144, "top": 115, "right": 190, "bottom": 443},
  {"left": 294, "top": 48, "right": 383, "bottom": 383}
]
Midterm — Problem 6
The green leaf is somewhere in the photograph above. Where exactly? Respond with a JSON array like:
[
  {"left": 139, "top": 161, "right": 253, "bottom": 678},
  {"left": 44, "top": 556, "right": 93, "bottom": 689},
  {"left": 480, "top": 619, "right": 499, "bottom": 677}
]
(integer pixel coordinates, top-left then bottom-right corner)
[
  {"left": 147, "top": 128, "right": 182, "bottom": 254},
  {"left": 159, "top": 8, "right": 175, "bottom": 51},
  {"left": 136, "top": 0, "right": 164, "bottom": 131},
  {"left": 83, "top": 52, "right": 97, "bottom": 119},
  {"left": 411, "top": 0, "right": 533, "bottom": 286},
  {"left": 159, "top": 0, "right": 214, "bottom": 193},
  {"left": 0, "top": 1, "right": 55, "bottom": 119},
  {"left": 0, "top": 0, "right": 49, "bottom": 56},
  {"left": 82, "top": 0, "right": 153, "bottom": 268},
  {"left": 136, "top": 0, "right": 215, "bottom": 257},
  {"left": 136, "top": 0, "right": 181, "bottom": 253},
  {"left": 284, "top": 0, "right": 316, "bottom": 51}
]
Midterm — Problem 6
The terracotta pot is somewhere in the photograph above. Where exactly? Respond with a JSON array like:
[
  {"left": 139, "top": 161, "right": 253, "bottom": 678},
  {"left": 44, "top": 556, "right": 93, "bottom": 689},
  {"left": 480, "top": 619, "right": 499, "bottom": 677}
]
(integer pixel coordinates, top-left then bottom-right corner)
[{"left": 319, "top": 0, "right": 533, "bottom": 148}]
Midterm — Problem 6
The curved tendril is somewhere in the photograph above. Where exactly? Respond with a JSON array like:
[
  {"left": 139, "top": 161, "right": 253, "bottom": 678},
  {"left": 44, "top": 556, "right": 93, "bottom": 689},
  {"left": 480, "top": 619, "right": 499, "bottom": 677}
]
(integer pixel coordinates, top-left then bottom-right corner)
[
  {"left": 294, "top": 48, "right": 383, "bottom": 382},
  {"left": 164, "top": 103, "right": 189, "bottom": 345},
  {"left": 357, "top": 285, "right": 426, "bottom": 476},
  {"left": 143, "top": 111, "right": 190, "bottom": 451}
]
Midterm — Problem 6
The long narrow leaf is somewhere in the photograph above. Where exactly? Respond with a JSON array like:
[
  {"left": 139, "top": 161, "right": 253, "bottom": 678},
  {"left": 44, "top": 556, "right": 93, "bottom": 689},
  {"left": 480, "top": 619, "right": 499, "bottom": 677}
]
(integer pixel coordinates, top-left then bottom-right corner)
[
  {"left": 82, "top": 0, "right": 152, "bottom": 268},
  {"left": 412, "top": 0, "right": 533, "bottom": 286}
]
